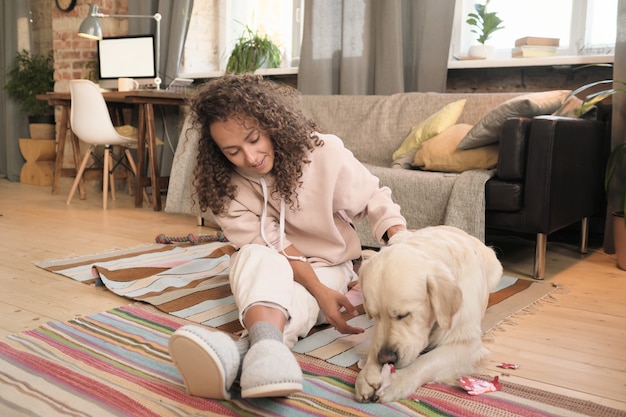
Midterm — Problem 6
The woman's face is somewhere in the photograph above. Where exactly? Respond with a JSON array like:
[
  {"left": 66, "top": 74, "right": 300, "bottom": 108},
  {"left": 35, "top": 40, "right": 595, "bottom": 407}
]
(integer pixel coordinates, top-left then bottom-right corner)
[{"left": 210, "top": 117, "right": 275, "bottom": 176}]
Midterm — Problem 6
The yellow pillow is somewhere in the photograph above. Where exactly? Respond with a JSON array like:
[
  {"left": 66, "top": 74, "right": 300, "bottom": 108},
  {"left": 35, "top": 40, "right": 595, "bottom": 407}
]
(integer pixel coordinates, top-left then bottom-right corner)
[
  {"left": 412, "top": 124, "right": 498, "bottom": 173},
  {"left": 392, "top": 99, "right": 466, "bottom": 161}
]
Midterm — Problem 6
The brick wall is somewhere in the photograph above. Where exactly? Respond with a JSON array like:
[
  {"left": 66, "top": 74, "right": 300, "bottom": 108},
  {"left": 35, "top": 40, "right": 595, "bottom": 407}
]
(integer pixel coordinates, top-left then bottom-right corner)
[
  {"left": 447, "top": 65, "right": 613, "bottom": 94},
  {"left": 51, "top": 0, "right": 128, "bottom": 93}
]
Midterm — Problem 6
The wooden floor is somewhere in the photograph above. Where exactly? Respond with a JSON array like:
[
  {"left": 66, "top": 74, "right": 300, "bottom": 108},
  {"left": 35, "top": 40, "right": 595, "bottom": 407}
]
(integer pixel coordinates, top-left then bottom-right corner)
[{"left": 1, "top": 178, "right": 625, "bottom": 411}]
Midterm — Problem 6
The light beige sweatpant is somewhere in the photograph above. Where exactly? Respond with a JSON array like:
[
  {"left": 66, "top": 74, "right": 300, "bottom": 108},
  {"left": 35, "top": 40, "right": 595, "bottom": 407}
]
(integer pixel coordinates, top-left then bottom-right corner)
[{"left": 229, "top": 244, "right": 357, "bottom": 348}]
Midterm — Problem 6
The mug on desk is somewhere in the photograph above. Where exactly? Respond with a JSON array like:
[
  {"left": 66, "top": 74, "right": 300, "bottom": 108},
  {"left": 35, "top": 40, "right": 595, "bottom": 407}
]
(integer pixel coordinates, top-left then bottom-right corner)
[{"left": 118, "top": 78, "right": 139, "bottom": 92}]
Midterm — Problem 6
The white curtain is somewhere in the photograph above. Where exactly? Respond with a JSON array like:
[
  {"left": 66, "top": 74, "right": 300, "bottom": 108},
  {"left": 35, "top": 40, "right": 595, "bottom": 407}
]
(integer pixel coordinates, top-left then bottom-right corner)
[
  {"left": 298, "top": 0, "right": 456, "bottom": 95},
  {"left": 0, "top": 0, "right": 31, "bottom": 181}
]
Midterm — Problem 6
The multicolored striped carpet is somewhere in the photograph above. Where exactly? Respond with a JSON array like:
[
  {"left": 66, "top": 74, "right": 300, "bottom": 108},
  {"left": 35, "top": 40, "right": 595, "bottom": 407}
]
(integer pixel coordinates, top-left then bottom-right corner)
[
  {"left": 2, "top": 303, "right": 623, "bottom": 417},
  {"left": 35, "top": 241, "right": 557, "bottom": 371}
]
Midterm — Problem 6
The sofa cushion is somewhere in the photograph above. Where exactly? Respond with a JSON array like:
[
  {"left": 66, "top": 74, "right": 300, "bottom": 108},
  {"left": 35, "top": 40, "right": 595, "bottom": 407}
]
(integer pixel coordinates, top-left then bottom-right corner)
[
  {"left": 457, "top": 90, "right": 570, "bottom": 150},
  {"left": 391, "top": 99, "right": 466, "bottom": 161},
  {"left": 412, "top": 124, "right": 498, "bottom": 173}
]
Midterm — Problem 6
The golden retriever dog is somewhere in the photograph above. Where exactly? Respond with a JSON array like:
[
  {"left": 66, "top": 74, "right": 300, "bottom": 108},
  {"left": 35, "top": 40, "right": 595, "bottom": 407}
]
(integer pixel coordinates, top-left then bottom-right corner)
[{"left": 355, "top": 226, "right": 503, "bottom": 403}]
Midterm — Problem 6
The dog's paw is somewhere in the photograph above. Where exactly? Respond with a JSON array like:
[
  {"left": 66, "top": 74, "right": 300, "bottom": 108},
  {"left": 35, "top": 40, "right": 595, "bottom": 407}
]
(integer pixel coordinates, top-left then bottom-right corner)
[
  {"left": 374, "top": 369, "right": 418, "bottom": 403},
  {"left": 354, "top": 365, "right": 382, "bottom": 402},
  {"left": 375, "top": 384, "right": 410, "bottom": 403}
]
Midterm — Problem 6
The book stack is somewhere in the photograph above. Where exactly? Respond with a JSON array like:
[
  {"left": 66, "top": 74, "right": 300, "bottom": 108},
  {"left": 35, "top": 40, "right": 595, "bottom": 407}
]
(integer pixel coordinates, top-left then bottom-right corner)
[{"left": 512, "top": 37, "right": 559, "bottom": 58}]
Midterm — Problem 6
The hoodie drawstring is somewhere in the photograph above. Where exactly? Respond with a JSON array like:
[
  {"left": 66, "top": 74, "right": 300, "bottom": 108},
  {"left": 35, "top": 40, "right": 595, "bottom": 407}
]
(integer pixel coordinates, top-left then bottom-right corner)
[{"left": 260, "top": 176, "right": 307, "bottom": 262}]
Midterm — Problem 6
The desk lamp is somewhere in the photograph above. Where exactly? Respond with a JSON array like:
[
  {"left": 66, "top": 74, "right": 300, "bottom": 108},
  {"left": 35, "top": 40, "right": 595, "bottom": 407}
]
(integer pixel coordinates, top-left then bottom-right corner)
[{"left": 78, "top": 4, "right": 162, "bottom": 90}]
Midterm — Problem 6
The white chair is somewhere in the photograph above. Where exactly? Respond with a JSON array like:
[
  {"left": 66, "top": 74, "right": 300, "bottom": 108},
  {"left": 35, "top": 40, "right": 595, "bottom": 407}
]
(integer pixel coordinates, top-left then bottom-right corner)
[{"left": 67, "top": 79, "right": 148, "bottom": 209}]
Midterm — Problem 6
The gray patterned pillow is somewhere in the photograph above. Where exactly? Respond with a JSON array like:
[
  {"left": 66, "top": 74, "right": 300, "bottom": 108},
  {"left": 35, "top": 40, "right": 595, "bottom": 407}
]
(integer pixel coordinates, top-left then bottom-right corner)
[{"left": 457, "top": 90, "right": 570, "bottom": 150}]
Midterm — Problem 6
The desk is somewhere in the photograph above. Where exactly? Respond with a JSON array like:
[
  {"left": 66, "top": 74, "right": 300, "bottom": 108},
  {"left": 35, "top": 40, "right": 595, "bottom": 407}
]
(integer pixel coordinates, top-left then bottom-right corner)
[{"left": 39, "top": 90, "right": 188, "bottom": 211}]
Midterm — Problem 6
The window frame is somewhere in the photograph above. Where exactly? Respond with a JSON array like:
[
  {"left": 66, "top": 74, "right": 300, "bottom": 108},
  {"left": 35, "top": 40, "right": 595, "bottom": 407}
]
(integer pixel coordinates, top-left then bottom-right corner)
[
  {"left": 215, "top": 0, "right": 303, "bottom": 72},
  {"left": 448, "top": 0, "right": 615, "bottom": 69}
]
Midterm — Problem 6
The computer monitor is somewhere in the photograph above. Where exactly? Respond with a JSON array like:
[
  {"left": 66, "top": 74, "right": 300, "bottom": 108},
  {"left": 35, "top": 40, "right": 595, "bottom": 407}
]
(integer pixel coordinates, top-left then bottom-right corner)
[{"left": 97, "top": 35, "right": 156, "bottom": 89}]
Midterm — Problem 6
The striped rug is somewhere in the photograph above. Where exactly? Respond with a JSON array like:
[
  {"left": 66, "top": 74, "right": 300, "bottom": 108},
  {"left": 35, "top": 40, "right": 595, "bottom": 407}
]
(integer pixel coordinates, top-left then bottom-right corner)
[
  {"left": 1, "top": 303, "right": 622, "bottom": 417},
  {"left": 35, "top": 241, "right": 556, "bottom": 370}
]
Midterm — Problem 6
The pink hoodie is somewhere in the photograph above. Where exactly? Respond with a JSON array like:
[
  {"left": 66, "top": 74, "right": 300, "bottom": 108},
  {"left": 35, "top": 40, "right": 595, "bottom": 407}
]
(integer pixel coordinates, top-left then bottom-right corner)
[{"left": 214, "top": 133, "right": 406, "bottom": 267}]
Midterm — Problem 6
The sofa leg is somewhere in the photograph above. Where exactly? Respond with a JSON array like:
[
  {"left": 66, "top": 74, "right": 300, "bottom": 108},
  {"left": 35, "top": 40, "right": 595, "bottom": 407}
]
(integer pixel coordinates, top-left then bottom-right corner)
[
  {"left": 580, "top": 217, "right": 589, "bottom": 254},
  {"left": 534, "top": 233, "right": 547, "bottom": 280}
]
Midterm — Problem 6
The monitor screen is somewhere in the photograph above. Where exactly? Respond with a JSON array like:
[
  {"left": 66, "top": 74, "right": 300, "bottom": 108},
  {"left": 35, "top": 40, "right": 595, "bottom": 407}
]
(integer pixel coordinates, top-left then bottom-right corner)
[{"left": 97, "top": 35, "right": 156, "bottom": 80}]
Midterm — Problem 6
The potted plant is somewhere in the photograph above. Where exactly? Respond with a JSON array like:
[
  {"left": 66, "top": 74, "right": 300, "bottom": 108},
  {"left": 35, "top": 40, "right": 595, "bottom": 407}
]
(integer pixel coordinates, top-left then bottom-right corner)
[
  {"left": 466, "top": 0, "right": 504, "bottom": 59},
  {"left": 599, "top": 81, "right": 626, "bottom": 269},
  {"left": 605, "top": 140, "right": 626, "bottom": 269},
  {"left": 573, "top": 76, "right": 626, "bottom": 268},
  {"left": 5, "top": 50, "right": 55, "bottom": 139},
  {"left": 569, "top": 78, "right": 625, "bottom": 117},
  {"left": 225, "top": 24, "right": 281, "bottom": 74}
]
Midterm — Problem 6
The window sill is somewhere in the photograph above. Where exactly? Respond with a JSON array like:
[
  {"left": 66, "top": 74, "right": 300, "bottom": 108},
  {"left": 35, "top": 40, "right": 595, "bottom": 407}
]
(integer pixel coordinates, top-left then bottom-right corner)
[
  {"left": 448, "top": 54, "right": 614, "bottom": 69},
  {"left": 179, "top": 67, "right": 299, "bottom": 80}
]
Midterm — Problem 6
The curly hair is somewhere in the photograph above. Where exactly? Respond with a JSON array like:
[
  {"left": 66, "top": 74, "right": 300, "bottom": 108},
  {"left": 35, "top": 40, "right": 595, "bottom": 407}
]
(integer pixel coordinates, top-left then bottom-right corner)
[{"left": 189, "top": 74, "right": 323, "bottom": 216}]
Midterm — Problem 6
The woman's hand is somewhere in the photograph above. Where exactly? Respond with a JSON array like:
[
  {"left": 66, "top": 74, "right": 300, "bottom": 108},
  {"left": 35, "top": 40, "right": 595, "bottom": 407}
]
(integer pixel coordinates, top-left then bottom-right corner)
[
  {"left": 314, "top": 286, "right": 365, "bottom": 335},
  {"left": 283, "top": 245, "right": 364, "bottom": 335},
  {"left": 384, "top": 224, "right": 407, "bottom": 243}
]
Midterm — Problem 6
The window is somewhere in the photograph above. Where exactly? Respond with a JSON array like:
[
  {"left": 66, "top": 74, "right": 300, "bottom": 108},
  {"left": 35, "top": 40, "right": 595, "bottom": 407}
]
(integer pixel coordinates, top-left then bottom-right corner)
[
  {"left": 449, "top": 0, "right": 617, "bottom": 60},
  {"left": 180, "top": 0, "right": 303, "bottom": 77}
]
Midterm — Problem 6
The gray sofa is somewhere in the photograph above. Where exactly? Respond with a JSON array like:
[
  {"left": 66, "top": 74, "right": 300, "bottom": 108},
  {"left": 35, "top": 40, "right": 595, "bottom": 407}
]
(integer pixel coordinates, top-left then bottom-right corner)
[{"left": 166, "top": 91, "right": 608, "bottom": 278}]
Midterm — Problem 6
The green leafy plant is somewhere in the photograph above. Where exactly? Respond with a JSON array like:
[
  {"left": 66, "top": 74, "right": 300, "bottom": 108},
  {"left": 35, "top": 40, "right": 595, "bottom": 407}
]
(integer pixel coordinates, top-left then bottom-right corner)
[
  {"left": 569, "top": 78, "right": 626, "bottom": 117},
  {"left": 226, "top": 24, "right": 281, "bottom": 74},
  {"left": 574, "top": 72, "right": 626, "bottom": 222},
  {"left": 5, "top": 50, "right": 54, "bottom": 117},
  {"left": 466, "top": 0, "right": 504, "bottom": 45},
  {"left": 601, "top": 82, "right": 626, "bottom": 223}
]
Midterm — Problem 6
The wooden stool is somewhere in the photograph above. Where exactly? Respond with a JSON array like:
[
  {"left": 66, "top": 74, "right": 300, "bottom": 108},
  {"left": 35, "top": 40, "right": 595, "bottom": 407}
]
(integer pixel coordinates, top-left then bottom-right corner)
[{"left": 19, "top": 138, "right": 56, "bottom": 186}]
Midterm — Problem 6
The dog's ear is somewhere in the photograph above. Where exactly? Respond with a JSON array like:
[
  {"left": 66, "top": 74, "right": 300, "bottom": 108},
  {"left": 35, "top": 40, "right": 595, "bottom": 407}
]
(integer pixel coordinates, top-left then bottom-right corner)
[{"left": 426, "top": 266, "right": 462, "bottom": 329}]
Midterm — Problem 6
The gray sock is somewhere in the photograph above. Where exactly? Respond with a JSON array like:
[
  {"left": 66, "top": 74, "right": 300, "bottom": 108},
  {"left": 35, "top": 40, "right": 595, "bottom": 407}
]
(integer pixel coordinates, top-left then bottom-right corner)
[{"left": 248, "top": 321, "right": 283, "bottom": 347}]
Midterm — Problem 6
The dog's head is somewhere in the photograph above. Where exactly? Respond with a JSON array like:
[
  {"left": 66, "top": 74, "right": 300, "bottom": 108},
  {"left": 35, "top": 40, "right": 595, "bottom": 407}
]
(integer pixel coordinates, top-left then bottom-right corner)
[{"left": 359, "top": 243, "right": 463, "bottom": 368}]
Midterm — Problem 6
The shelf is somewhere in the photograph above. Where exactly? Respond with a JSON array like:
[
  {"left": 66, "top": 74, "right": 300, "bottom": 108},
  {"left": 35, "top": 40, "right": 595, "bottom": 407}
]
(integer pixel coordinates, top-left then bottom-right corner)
[
  {"left": 448, "top": 54, "right": 614, "bottom": 69},
  {"left": 179, "top": 67, "right": 299, "bottom": 80}
]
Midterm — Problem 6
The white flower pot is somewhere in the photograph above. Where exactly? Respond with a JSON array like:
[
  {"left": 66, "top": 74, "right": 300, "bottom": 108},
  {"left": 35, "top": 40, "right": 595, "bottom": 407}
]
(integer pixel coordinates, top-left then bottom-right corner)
[{"left": 468, "top": 44, "right": 495, "bottom": 59}]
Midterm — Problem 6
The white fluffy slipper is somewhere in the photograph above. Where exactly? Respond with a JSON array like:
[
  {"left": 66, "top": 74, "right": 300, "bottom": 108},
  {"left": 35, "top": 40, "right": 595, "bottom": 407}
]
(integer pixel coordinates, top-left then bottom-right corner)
[
  {"left": 240, "top": 339, "right": 303, "bottom": 398},
  {"left": 168, "top": 325, "right": 241, "bottom": 400}
]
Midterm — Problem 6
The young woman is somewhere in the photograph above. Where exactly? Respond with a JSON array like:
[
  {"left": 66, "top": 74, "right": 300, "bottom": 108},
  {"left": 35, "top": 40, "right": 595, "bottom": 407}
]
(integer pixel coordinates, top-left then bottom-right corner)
[{"left": 168, "top": 74, "right": 406, "bottom": 400}]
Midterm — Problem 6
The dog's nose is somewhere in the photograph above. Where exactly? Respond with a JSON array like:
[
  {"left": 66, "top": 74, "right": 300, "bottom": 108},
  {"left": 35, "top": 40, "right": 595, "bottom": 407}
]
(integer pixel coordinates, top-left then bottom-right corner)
[{"left": 377, "top": 347, "right": 397, "bottom": 365}]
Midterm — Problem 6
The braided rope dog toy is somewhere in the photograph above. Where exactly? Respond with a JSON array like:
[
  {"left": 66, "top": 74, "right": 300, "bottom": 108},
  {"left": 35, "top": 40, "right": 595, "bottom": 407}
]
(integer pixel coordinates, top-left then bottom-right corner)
[{"left": 155, "top": 231, "right": 227, "bottom": 245}]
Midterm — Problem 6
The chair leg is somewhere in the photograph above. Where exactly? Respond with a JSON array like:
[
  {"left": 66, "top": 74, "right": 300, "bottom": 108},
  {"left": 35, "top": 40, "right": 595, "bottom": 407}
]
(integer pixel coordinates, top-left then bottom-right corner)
[
  {"left": 109, "top": 148, "right": 116, "bottom": 202},
  {"left": 533, "top": 233, "right": 547, "bottom": 280},
  {"left": 67, "top": 145, "right": 94, "bottom": 205},
  {"left": 580, "top": 217, "right": 589, "bottom": 254},
  {"left": 103, "top": 146, "right": 110, "bottom": 210},
  {"left": 124, "top": 148, "right": 150, "bottom": 204}
]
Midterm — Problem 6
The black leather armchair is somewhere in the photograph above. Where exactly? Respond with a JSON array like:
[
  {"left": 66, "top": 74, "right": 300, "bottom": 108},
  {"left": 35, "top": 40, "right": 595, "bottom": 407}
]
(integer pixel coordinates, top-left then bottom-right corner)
[{"left": 485, "top": 115, "right": 609, "bottom": 279}]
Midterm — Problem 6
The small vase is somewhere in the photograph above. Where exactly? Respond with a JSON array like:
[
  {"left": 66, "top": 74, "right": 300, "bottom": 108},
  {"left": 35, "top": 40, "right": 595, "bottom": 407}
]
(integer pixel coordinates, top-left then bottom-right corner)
[{"left": 468, "top": 44, "right": 495, "bottom": 59}]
